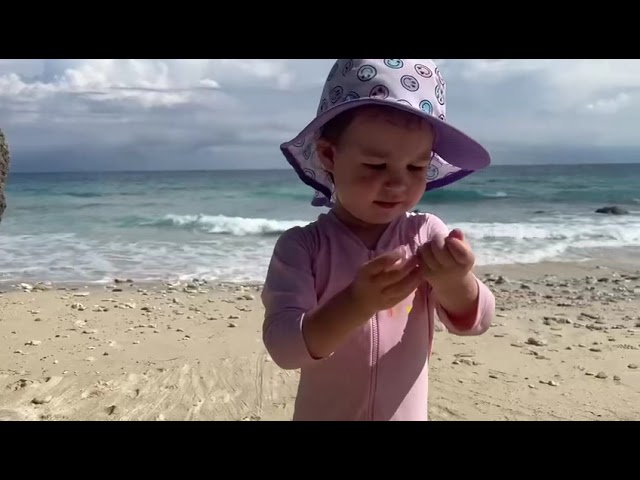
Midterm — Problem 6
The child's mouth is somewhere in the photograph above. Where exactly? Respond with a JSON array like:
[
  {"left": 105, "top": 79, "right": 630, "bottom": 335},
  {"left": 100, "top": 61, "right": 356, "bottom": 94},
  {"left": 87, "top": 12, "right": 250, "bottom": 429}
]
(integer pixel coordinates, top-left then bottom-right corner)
[{"left": 373, "top": 201, "right": 401, "bottom": 209}]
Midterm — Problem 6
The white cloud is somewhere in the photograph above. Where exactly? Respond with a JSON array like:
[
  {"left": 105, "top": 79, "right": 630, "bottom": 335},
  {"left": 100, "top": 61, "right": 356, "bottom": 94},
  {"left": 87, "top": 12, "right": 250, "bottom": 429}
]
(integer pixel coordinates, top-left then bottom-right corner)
[
  {"left": 585, "top": 92, "right": 631, "bottom": 114},
  {"left": 1, "top": 59, "right": 640, "bottom": 172}
]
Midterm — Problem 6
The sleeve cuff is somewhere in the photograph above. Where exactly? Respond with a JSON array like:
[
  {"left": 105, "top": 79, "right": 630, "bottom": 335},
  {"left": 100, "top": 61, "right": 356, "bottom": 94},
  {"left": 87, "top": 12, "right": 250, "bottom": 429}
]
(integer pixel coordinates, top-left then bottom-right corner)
[{"left": 435, "top": 277, "right": 495, "bottom": 336}]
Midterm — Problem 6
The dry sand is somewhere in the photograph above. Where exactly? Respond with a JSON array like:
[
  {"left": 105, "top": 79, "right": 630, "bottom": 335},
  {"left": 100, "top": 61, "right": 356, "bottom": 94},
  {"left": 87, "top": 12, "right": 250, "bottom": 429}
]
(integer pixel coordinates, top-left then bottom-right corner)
[{"left": 1, "top": 260, "right": 639, "bottom": 421}]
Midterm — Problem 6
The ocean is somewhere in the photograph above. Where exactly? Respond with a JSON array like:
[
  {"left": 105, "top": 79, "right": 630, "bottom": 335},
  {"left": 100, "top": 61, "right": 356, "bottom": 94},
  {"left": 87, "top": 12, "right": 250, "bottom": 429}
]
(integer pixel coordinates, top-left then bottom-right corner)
[{"left": 1, "top": 164, "right": 639, "bottom": 285}]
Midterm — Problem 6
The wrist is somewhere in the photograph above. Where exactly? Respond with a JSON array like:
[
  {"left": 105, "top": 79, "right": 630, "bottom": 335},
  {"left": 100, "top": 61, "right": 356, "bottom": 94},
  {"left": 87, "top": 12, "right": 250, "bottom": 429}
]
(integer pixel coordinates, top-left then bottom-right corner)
[
  {"left": 430, "top": 271, "right": 476, "bottom": 295},
  {"left": 344, "top": 283, "right": 377, "bottom": 321}
]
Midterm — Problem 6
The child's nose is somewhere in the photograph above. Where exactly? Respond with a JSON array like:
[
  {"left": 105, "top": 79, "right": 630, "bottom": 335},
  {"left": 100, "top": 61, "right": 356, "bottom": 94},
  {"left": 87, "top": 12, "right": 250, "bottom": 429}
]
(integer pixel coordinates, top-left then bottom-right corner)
[{"left": 384, "top": 171, "right": 408, "bottom": 191}]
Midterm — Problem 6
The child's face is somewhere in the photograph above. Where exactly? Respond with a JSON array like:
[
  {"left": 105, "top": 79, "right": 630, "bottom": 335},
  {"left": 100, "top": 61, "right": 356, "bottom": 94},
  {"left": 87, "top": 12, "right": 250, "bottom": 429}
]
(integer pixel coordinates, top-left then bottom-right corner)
[{"left": 317, "top": 107, "right": 434, "bottom": 225}]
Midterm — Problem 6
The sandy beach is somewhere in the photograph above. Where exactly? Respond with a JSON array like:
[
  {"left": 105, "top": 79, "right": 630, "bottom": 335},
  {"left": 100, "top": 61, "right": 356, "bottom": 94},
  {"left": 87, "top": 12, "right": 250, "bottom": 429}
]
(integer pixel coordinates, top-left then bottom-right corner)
[{"left": 1, "top": 259, "right": 639, "bottom": 421}]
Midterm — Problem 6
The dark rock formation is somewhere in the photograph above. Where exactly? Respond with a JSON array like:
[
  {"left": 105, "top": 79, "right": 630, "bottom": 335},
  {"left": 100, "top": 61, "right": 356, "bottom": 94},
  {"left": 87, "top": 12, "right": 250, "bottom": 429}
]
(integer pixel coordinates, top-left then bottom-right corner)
[
  {"left": 595, "top": 206, "right": 629, "bottom": 215},
  {"left": 0, "top": 128, "right": 10, "bottom": 223}
]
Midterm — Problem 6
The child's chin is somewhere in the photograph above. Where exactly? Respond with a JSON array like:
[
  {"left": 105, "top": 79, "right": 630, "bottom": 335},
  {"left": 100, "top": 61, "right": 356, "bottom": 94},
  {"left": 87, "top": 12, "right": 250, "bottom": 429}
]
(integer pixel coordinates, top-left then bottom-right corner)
[{"left": 362, "top": 209, "right": 403, "bottom": 225}]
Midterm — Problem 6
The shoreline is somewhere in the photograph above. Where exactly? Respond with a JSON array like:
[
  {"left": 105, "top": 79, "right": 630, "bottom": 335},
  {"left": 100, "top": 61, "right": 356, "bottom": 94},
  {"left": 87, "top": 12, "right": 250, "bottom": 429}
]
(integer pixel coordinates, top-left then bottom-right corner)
[
  {"left": 1, "top": 258, "right": 638, "bottom": 421},
  {"left": 3, "top": 245, "right": 640, "bottom": 292}
]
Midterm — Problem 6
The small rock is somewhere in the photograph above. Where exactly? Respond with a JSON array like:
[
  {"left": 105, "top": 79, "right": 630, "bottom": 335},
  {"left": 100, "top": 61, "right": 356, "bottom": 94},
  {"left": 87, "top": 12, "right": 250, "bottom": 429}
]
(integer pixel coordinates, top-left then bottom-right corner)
[
  {"left": 31, "top": 396, "right": 53, "bottom": 405},
  {"left": 526, "top": 337, "right": 547, "bottom": 347},
  {"left": 613, "top": 375, "right": 621, "bottom": 381},
  {"left": 589, "top": 347, "right": 602, "bottom": 352},
  {"left": 25, "top": 340, "right": 41, "bottom": 346},
  {"left": 595, "top": 372, "right": 608, "bottom": 379},
  {"left": 106, "top": 405, "right": 117, "bottom": 415},
  {"left": 628, "top": 364, "right": 638, "bottom": 369},
  {"left": 538, "top": 380, "right": 559, "bottom": 387},
  {"left": 228, "top": 322, "right": 238, "bottom": 328}
]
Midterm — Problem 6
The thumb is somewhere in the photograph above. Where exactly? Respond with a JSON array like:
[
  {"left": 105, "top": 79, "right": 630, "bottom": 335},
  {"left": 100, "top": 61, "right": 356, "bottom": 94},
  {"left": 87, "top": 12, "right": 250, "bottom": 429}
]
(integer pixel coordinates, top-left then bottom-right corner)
[
  {"left": 447, "top": 228, "right": 464, "bottom": 242},
  {"left": 362, "top": 250, "right": 405, "bottom": 276}
]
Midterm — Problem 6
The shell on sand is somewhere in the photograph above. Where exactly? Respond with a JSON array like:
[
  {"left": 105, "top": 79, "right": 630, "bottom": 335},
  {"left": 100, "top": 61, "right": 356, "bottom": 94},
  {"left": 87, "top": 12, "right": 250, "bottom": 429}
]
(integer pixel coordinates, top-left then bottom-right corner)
[{"left": 0, "top": 127, "right": 10, "bottom": 222}]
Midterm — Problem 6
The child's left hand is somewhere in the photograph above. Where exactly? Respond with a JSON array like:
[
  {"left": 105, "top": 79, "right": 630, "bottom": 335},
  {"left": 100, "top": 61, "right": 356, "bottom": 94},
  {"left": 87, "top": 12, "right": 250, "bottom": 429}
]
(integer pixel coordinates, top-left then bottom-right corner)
[{"left": 417, "top": 229, "right": 475, "bottom": 288}]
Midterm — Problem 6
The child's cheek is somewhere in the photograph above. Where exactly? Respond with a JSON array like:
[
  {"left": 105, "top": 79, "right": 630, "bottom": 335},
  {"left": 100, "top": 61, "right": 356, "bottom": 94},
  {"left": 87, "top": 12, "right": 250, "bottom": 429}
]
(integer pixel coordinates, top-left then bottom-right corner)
[{"left": 356, "top": 170, "right": 382, "bottom": 187}]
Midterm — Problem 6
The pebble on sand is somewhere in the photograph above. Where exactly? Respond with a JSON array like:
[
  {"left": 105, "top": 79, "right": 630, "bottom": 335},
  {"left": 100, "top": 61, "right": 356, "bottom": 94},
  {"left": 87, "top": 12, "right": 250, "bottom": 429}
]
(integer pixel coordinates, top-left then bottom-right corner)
[
  {"left": 539, "top": 380, "right": 559, "bottom": 387},
  {"left": 31, "top": 396, "right": 53, "bottom": 405}
]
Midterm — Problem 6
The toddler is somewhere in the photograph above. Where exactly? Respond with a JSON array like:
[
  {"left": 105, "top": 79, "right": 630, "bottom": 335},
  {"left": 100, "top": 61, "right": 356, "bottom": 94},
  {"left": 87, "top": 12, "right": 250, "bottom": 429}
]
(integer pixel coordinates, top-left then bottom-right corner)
[{"left": 261, "top": 59, "right": 495, "bottom": 421}]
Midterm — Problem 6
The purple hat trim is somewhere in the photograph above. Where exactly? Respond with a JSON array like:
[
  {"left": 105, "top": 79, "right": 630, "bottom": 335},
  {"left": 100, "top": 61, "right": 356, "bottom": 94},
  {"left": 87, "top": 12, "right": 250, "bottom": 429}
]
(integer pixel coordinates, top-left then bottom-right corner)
[{"left": 280, "top": 59, "right": 492, "bottom": 207}]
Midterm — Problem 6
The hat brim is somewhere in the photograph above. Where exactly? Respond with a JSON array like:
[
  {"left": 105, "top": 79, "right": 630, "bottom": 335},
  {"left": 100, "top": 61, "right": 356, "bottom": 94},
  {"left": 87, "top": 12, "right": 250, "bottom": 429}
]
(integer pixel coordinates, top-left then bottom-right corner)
[{"left": 280, "top": 97, "right": 491, "bottom": 207}]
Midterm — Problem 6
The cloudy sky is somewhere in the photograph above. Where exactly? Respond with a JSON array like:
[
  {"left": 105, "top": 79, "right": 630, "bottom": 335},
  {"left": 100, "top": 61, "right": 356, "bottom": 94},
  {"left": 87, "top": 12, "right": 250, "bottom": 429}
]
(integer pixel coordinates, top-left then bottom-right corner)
[{"left": 1, "top": 59, "right": 639, "bottom": 172}]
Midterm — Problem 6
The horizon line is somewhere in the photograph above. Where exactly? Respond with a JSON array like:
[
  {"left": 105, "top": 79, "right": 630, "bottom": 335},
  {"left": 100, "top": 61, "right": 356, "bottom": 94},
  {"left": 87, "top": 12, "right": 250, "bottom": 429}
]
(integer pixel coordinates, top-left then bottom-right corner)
[{"left": 7, "top": 160, "right": 640, "bottom": 175}]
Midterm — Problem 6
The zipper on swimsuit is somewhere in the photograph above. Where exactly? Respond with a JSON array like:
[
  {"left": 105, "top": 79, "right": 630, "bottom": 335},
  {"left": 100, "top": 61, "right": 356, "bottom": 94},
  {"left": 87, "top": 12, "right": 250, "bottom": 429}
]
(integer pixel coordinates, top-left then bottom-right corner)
[
  {"left": 369, "top": 311, "right": 379, "bottom": 421},
  {"left": 367, "top": 249, "right": 379, "bottom": 421}
]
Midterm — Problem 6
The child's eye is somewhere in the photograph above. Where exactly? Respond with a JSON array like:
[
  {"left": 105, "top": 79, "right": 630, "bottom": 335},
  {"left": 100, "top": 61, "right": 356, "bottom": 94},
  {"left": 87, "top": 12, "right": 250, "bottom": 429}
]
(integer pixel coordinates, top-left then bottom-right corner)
[
  {"left": 408, "top": 165, "right": 427, "bottom": 171},
  {"left": 363, "top": 163, "right": 386, "bottom": 170}
]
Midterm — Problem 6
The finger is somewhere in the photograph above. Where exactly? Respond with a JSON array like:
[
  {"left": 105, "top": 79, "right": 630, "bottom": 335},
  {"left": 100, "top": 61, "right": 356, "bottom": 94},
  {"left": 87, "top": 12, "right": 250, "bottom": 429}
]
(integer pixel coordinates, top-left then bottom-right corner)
[
  {"left": 375, "top": 256, "right": 420, "bottom": 286},
  {"left": 383, "top": 265, "right": 423, "bottom": 299},
  {"left": 383, "top": 252, "right": 410, "bottom": 272},
  {"left": 419, "top": 243, "right": 440, "bottom": 275},
  {"left": 445, "top": 237, "right": 475, "bottom": 266},
  {"left": 448, "top": 229, "right": 465, "bottom": 242},
  {"left": 361, "top": 250, "right": 404, "bottom": 276},
  {"left": 431, "top": 239, "right": 457, "bottom": 269}
]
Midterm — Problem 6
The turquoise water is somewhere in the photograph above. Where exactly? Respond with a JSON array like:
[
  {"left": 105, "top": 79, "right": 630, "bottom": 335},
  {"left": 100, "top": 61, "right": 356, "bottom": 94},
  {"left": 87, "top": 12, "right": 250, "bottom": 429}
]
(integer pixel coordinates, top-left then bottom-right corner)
[{"left": 1, "top": 164, "right": 639, "bottom": 284}]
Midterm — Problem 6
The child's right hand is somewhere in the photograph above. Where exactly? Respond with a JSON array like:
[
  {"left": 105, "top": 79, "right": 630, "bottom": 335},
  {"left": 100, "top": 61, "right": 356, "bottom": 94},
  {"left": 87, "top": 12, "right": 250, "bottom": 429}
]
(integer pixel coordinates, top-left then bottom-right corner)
[{"left": 347, "top": 250, "right": 422, "bottom": 316}]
